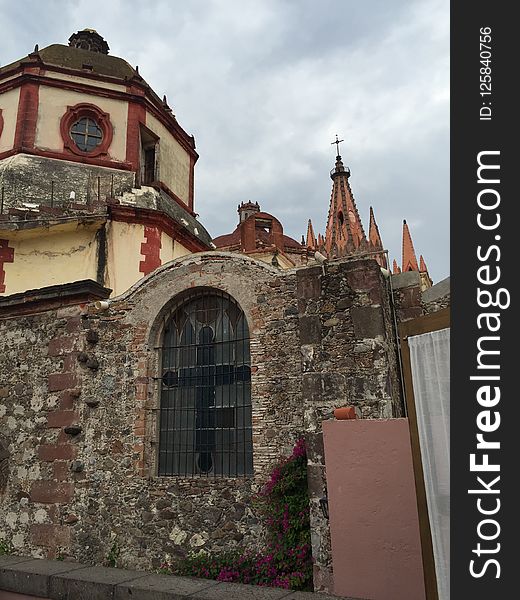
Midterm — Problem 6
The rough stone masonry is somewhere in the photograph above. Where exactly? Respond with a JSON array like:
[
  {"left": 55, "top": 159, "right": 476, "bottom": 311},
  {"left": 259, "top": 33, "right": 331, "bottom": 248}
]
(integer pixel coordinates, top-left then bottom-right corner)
[{"left": 0, "top": 252, "right": 402, "bottom": 585}]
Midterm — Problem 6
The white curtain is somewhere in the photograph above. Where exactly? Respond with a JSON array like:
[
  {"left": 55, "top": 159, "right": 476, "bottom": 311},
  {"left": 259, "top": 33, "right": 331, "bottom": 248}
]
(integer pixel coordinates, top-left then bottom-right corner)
[{"left": 408, "top": 327, "right": 450, "bottom": 600}]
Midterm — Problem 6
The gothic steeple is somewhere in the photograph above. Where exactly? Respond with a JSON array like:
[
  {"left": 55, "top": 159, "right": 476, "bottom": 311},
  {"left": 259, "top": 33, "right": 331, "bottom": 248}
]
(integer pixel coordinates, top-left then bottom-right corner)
[{"left": 324, "top": 139, "right": 368, "bottom": 258}]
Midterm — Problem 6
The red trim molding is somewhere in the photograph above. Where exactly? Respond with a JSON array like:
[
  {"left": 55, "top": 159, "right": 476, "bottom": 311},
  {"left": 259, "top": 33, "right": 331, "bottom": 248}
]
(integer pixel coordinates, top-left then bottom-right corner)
[
  {"left": 126, "top": 93, "right": 146, "bottom": 171},
  {"left": 13, "top": 81, "right": 39, "bottom": 150},
  {"left": 109, "top": 205, "right": 210, "bottom": 253},
  {"left": 0, "top": 239, "right": 15, "bottom": 294},
  {"left": 139, "top": 226, "right": 162, "bottom": 275},
  {"left": 0, "top": 109, "right": 4, "bottom": 139},
  {"left": 60, "top": 103, "right": 113, "bottom": 158}
]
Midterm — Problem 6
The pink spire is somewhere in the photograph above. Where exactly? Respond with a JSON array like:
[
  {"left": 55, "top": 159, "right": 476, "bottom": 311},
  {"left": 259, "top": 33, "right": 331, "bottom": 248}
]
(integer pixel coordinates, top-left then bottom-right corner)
[
  {"left": 324, "top": 151, "right": 367, "bottom": 258},
  {"left": 402, "top": 219, "right": 419, "bottom": 272},
  {"left": 306, "top": 219, "right": 317, "bottom": 249}
]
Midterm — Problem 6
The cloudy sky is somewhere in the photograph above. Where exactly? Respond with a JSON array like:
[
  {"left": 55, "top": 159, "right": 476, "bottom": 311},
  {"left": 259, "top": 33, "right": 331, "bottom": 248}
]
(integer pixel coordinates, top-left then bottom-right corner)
[{"left": 0, "top": 0, "right": 449, "bottom": 281}]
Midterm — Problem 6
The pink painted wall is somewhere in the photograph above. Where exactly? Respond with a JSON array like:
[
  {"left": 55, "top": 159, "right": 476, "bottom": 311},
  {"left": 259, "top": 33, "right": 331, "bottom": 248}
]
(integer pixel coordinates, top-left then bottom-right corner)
[{"left": 323, "top": 418, "right": 426, "bottom": 600}]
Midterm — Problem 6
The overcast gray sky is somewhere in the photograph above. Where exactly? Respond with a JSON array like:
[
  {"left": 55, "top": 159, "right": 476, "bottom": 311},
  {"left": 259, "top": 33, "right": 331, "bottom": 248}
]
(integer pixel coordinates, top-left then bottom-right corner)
[{"left": 0, "top": 0, "right": 449, "bottom": 281}]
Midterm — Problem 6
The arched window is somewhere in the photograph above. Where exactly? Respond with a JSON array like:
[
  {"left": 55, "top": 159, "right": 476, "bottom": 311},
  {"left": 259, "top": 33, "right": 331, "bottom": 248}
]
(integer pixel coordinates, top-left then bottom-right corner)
[{"left": 159, "top": 290, "right": 253, "bottom": 477}]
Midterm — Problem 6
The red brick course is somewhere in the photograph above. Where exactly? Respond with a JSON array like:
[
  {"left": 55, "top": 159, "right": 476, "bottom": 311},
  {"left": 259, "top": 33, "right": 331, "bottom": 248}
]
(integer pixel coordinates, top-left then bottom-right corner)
[
  {"left": 46, "top": 410, "right": 79, "bottom": 429},
  {"left": 47, "top": 337, "right": 75, "bottom": 357},
  {"left": 47, "top": 373, "right": 77, "bottom": 392},
  {"left": 30, "top": 523, "right": 71, "bottom": 546},
  {"left": 30, "top": 481, "right": 74, "bottom": 504},
  {"left": 38, "top": 444, "right": 77, "bottom": 462}
]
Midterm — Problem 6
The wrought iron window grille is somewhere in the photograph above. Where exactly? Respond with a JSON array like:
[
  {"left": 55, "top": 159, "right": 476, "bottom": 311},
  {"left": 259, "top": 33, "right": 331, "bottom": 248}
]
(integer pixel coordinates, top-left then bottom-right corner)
[{"left": 158, "top": 289, "right": 253, "bottom": 478}]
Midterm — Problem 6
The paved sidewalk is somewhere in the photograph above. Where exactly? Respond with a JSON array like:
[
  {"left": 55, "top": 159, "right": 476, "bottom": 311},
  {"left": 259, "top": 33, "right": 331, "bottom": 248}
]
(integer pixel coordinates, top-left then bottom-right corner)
[{"left": 0, "top": 555, "right": 367, "bottom": 600}]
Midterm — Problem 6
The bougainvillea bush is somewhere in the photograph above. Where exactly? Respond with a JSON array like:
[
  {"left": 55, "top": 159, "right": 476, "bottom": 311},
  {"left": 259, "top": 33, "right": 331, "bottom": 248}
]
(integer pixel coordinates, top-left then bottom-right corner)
[{"left": 161, "top": 438, "right": 312, "bottom": 591}]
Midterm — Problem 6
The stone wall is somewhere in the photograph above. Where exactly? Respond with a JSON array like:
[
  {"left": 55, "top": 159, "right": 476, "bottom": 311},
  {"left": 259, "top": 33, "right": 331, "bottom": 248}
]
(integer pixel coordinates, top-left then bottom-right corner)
[
  {"left": 391, "top": 272, "right": 450, "bottom": 322},
  {"left": 0, "top": 154, "right": 134, "bottom": 211},
  {"left": 422, "top": 277, "right": 450, "bottom": 316},
  {"left": 0, "top": 253, "right": 402, "bottom": 589},
  {"left": 297, "top": 259, "right": 402, "bottom": 592}
]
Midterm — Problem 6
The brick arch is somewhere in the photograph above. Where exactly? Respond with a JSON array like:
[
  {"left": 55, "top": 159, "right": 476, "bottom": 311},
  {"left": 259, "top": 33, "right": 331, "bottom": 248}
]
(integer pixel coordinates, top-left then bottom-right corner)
[
  {"left": 116, "top": 252, "right": 288, "bottom": 479},
  {"left": 149, "top": 284, "right": 252, "bottom": 351}
]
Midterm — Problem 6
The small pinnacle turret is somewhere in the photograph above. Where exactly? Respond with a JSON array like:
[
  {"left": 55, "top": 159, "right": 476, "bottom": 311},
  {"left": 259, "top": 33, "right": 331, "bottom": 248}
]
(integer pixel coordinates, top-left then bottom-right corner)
[{"left": 306, "top": 219, "right": 317, "bottom": 250}]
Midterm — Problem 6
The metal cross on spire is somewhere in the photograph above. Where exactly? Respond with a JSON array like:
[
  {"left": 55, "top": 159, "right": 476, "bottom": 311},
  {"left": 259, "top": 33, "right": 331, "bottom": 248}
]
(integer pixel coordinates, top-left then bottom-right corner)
[{"left": 331, "top": 134, "right": 344, "bottom": 156}]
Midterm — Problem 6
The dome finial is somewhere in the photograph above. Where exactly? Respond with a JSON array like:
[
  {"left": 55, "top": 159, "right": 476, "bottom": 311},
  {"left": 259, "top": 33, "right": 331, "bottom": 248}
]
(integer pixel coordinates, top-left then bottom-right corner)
[{"left": 68, "top": 29, "right": 109, "bottom": 54}]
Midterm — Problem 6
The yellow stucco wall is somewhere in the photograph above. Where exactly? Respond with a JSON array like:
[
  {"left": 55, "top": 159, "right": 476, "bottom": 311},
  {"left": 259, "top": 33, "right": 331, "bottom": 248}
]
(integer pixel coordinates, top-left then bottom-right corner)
[
  {"left": 35, "top": 86, "right": 128, "bottom": 162},
  {"left": 160, "top": 232, "right": 190, "bottom": 264},
  {"left": 145, "top": 112, "right": 190, "bottom": 205},
  {"left": 105, "top": 220, "right": 144, "bottom": 297},
  {"left": 0, "top": 87, "right": 21, "bottom": 152},
  {"left": 105, "top": 223, "right": 192, "bottom": 296},
  {"left": 160, "top": 232, "right": 176, "bottom": 265},
  {"left": 172, "top": 238, "right": 190, "bottom": 260},
  {"left": 1, "top": 219, "right": 195, "bottom": 298},
  {"left": 1, "top": 222, "right": 100, "bottom": 296}
]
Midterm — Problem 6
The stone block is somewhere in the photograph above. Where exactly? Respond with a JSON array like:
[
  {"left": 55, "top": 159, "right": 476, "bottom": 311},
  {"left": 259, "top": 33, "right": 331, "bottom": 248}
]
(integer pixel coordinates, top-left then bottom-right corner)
[
  {"left": 304, "top": 432, "right": 324, "bottom": 459},
  {"left": 390, "top": 271, "right": 421, "bottom": 290},
  {"left": 351, "top": 306, "right": 385, "bottom": 339},
  {"left": 49, "top": 565, "right": 148, "bottom": 600},
  {"left": 302, "top": 373, "right": 346, "bottom": 403},
  {"left": 299, "top": 316, "right": 322, "bottom": 345},
  {"left": 0, "top": 555, "right": 34, "bottom": 568},
  {"left": 30, "top": 481, "right": 74, "bottom": 504},
  {"left": 399, "top": 307, "right": 423, "bottom": 321},
  {"left": 306, "top": 464, "right": 326, "bottom": 498},
  {"left": 114, "top": 574, "right": 218, "bottom": 600},
  {"left": 192, "top": 580, "right": 292, "bottom": 599},
  {"left": 343, "top": 265, "right": 381, "bottom": 291},
  {"left": 52, "top": 461, "right": 69, "bottom": 481},
  {"left": 48, "top": 337, "right": 75, "bottom": 357},
  {"left": 38, "top": 444, "right": 77, "bottom": 462},
  {"left": 399, "top": 286, "right": 421, "bottom": 309},
  {"left": 46, "top": 411, "right": 79, "bottom": 429},
  {"left": 0, "top": 558, "right": 84, "bottom": 597},
  {"left": 296, "top": 267, "right": 322, "bottom": 299},
  {"left": 48, "top": 373, "right": 78, "bottom": 392},
  {"left": 30, "top": 524, "right": 71, "bottom": 547}
]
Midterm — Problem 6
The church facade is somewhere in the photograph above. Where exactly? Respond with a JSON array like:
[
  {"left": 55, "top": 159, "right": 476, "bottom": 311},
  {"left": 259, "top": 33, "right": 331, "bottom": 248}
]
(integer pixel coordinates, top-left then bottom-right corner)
[{"left": 0, "top": 30, "right": 449, "bottom": 591}]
